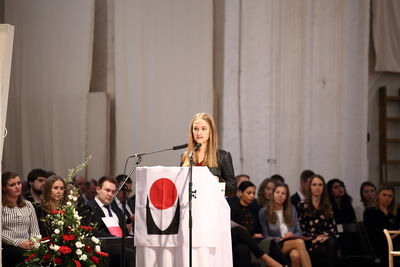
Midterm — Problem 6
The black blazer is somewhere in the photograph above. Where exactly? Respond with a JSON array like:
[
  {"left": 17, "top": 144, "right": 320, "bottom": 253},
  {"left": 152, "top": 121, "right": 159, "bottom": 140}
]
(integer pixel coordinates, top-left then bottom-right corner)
[
  {"left": 88, "top": 200, "right": 125, "bottom": 237},
  {"left": 111, "top": 197, "right": 135, "bottom": 224},
  {"left": 208, "top": 149, "right": 236, "bottom": 195}
]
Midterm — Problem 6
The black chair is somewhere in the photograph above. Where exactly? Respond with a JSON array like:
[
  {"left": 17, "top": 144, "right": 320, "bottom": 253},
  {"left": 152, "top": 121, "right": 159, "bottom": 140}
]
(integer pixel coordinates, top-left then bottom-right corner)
[{"left": 336, "top": 222, "right": 378, "bottom": 267}]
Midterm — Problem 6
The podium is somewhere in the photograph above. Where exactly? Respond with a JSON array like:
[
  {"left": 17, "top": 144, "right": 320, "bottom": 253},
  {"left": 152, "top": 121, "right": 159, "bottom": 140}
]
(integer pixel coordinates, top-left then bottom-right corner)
[{"left": 134, "top": 166, "right": 233, "bottom": 267}]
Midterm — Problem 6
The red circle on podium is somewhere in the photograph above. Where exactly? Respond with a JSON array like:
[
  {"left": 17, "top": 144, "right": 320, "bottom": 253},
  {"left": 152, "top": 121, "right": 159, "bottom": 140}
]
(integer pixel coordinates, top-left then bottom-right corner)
[{"left": 149, "top": 178, "right": 177, "bottom": 210}]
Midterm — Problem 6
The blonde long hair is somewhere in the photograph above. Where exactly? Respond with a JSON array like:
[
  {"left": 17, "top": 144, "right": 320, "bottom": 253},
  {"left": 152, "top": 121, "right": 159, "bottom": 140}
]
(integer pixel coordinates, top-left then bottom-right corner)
[{"left": 181, "top": 113, "right": 218, "bottom": 167}]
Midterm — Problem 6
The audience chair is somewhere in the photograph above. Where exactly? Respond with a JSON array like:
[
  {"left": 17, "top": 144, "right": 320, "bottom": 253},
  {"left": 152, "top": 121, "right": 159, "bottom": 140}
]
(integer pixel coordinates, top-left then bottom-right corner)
[
  {"left": 383, "top": 229, "right": 400, "bottom": 267},
  {"left": 337, "top": 222, "right": 377, "bottom": 267}
]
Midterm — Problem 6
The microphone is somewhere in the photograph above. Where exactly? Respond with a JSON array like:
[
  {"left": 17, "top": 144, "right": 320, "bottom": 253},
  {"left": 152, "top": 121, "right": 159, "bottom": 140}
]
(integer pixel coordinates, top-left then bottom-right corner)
[
  {"left": 173, "top": 143, "right": 188, "bottom": 150},
  {"left": 129, "top": 143, "right": 188, "bottom": 158},
  {"left": 189, "top": 143, "right": 202, "bottom": 158}
]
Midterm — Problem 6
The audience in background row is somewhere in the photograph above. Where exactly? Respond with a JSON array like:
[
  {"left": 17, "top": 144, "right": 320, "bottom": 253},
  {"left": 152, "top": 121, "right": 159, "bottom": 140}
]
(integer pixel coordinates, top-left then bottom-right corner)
[
  {"left": 259, "top": 182, "right": 311, "bottom": 267},
  {"left": 354, "top": 181, "right": 376, "bottom": 222},
  {"left": 257, "top": 178, "right": 274, "bottom": 208},
  {"left": 291, "top": 170, "right": 315, "bottom": 212},
  {"left": 25, "top": 168, "right": 49, "bottom": 204},
  {"left": 364, "top": 184, "right": 400, "bottom": 267},
  {"left": 1, "top": 166, "right": 394, "bottom": 267},
  {"left": 2, "top": 172, "right": 40, "bottom": 267}
]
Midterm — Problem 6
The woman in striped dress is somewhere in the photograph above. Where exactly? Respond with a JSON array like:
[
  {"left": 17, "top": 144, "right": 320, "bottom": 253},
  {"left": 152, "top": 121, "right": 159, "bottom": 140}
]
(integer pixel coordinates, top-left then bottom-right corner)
[{"left": 2, "top": 171, "right": 40, "bottom": 267}]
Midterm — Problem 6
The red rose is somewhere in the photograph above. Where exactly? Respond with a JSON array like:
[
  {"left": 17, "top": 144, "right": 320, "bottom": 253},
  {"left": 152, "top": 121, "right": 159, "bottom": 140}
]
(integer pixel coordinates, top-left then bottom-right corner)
[
  {"left": 96, "top": 251, "right": 109, "bottom": 257},
  {"left": 84, "top": 244, "right": 93, "bottom": 253},
  {"left": 80, "top": 225, "right": 93, "bottom": 230},
  {"left": 91, "top": 256, "right": 99, "bottom": 264},
  {"left": 54, "top": 257, "right": 62, "bottom": 265},
  {"left": 75, "top": 260, "right": 81, "bottom": 267},
  {"left": 59, "top": 246, "right": 72, "bottom": 254},
  {"left": 40, "top": 237, "right": 50, "bottom": 242},
  {"left": 51, "top": 210, "right": 59, "bottom": 214},
  {"left": 25, "top": 253, "right": 35, "bottom": 262},
  {"left": 43, "top": 253, "right": 51, "bottom": 261},
  {"left": 62, "top": 234, "right": 75, "bottom": 241}
]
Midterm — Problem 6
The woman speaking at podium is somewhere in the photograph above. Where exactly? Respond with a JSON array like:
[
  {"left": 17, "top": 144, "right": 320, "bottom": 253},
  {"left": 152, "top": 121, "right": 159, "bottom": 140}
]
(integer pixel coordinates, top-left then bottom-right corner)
[{"left": 181, "top": 112, "right": 235, "bottom": 195}]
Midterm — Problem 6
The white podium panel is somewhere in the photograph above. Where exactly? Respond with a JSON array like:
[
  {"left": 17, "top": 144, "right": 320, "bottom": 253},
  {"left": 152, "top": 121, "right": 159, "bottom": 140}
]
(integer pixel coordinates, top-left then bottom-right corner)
[{"left": 135, "top": 166, "right": 232, "bottom": 267}]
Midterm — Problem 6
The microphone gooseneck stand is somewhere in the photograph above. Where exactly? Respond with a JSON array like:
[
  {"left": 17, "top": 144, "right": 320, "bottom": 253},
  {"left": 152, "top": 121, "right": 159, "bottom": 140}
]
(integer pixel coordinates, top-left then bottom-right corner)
[
  {"left": 112, "top": 155, "right": 142, "bottom": 267},
  {"left": 111, "top": 143, "right": 189, "bottom": 267},
  {"left": 188, "top": 143, "right": 201, "bottom": 267}
]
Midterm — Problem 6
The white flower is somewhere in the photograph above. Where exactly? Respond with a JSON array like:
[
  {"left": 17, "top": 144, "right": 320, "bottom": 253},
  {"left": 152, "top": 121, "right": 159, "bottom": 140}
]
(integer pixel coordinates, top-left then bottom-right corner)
[
  {"left": 75, "top": 241, "right": 84, "bottom": 248},
  {"left": 50, "top": 244, "right": 60, "bottom": 251},
  {"left": 79, "top": 254, "right": 88, "bottom": 261},
  {"left": 91, "top": 236, "right": 100, "bottom": 244},
  {"left": 34, "top": 242, "right": 41, "bottom": 249},
  {"left": 74, "top": 213, "right": 82, "bottom": 220},
  {"left": 58, "top": 221, "right": 64, "bottom": 226},
  {"left": 76, "top": 249, "right": 82, "bottom": 255},
  {"left": 54, "top": 229, "right": 60, "bottom": 234},
  {"left": 68, "top": 195, "right": 74, "bottom": 200},
  {"left": 95, "top": 245, "right": 101, "bottom": 252},
  {"left": 41, "top": 239, "right": 50, "bottom": 244},
  {"left": 67, "top": 201, "right": 72, "bottom": 206}
]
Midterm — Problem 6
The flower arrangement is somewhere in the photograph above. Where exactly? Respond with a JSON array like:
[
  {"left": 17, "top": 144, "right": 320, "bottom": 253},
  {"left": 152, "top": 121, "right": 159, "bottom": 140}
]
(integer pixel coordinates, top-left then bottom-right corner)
[{"left": 18, "top": 157, "right": 108, "bottom": 266}]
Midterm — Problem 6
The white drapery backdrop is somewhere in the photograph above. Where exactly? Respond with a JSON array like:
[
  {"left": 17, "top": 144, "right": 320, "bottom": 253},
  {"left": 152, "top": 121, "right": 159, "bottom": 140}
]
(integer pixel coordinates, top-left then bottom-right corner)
[
  {"left": 220, "top": 0, "right": 370, "bottom": 200},
  {"left": 1, "top": 0, "right": 374, "bottom": 203},
  {"left": 113, "top": 0, "right": 213, "bottom": 174},
  {"left": 3, "top": 0, "right": 94, "bottom": 177}
]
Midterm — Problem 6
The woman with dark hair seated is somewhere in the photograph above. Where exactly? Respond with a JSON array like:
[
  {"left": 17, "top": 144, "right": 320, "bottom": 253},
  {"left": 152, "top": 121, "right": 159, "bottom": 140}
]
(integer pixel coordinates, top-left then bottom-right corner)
[
  {"left": 298, "top": 175, "right": 338, "bottom": 267},
  {"left": 326, "top": 178, "right": 356, "bottom": 224},
  {"left": 364, "top": 185, "right": 400, "bottom": 267},
  {"left": 231, "top": 181, "right": 286, "bottom": 267},
  {"left": 259, "top": 183, "right": 311, "bottom": 267},
  {"left": 2, "top": 171, "right": 41, "bottom": 267}
]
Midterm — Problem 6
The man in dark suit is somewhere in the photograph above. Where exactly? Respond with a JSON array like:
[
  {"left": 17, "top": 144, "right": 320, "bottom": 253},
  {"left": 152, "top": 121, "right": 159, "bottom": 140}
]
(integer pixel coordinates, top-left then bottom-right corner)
[
  {"left": 291, "top": 169, "right": 315, "bottom": 211},
  {"left": 111, "top": 174, "right": 135, "bottom": 236},
  {"left": 88, "top": 176, "right": 135, "bottom": 267}
]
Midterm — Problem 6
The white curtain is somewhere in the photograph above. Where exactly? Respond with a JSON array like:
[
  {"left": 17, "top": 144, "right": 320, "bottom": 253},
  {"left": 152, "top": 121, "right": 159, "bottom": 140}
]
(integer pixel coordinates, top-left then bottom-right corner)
[
  {"left": 220, "top": 0, "right": 370, "bottom": 201},
  {"left": 3, "top": 0, "right": 94, "bottom": 177},
  {"left": 113, "top": 0, "right": 213, "bottom": 174},
  {"left": 373, "top": 0, "right": 400, "bottom": 73}
]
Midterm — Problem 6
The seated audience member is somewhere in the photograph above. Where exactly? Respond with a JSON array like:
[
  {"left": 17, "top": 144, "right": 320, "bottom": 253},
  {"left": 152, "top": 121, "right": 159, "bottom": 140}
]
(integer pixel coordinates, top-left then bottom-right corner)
[
  {"left": 88, "top": 176, "right": 124, "bottom": 237},
  {"left": 2, "top": 172, "right": 41, "bottom": 267},
  {"left": 231, "top": 181, "right": 286, "bottom": 267},
  {"left": 25, "top": 168, "right": 49, "bottom": 204},
  {"left": 364, "top": 185, "right": 400, "bottom": 267},
  {"left": 111, "top": 174, "right": 135, "bottom": 235},
  {"left": 291, "top": 170, "right": 315, "bottom": 211},
  {"left": 270, "top": 174, "right": 285, "bottom": 184},
  {"left": 298, "top": 175, "right": 338, "bottom": 267},
  {"left": 73, "top": 175, "right": 87, "bottom": 195},
  {"left": 88, "top": 176, "right": 135, "bottom": 267},
  {"left": 327, "top": 178, "right": 356, "bottom": 224},
  {"left": 258, "top": 178, "right": 275, "bottom": 208},
  {"left": 35, "top": 176, "right": 67, "bottom": 236},
  {"left": 354, "top": 181, "right": 376, "bottom": 222},
  {"left": 259, "top": 183, "right": 311, "bottom": 267},
  {"left": 82, "top": 179, "right": 97, "bottom": 203},
  {"left": 227, "top": 174, "right": 250, "bottom": 205}
]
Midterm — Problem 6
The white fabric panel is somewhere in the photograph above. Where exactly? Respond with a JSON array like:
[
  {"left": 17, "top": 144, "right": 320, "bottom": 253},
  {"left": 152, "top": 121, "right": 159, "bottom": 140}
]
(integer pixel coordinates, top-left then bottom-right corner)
[
  {"left": 0, "top": 25, "right": 14, "bottom": 164},
  {"left": 373, "top": 0, "right": 400, "bottom": 72},
  {"left": 3, "top": 1, "right": 94, "bottom": 177},
  {"left": 113, "top": 0, "right": 213, "bottom": 173},
  {"left": 87, "top": 92, "right": 109, "bottom": 179},
  {"left": 221, "top": 0, "right": 369, "bottom": 202}
]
